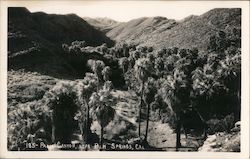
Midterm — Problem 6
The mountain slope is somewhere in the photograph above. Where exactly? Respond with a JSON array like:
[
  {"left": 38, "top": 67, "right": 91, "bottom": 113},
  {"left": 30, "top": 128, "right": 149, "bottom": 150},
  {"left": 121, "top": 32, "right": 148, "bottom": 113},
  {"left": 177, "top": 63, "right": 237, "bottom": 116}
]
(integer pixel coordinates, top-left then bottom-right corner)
[
  {"left": 105, "top": 8, "right": 241, "bottom": 50},
  {"left": 8, "top": 8, "right": 114, "bottom": 51},
  {"left": 8, "top": 7, "right": 115, "bottom": 78},
  {"left": 143, "top": 8, "right": 241, "bottom": 50},
  {"left": 83, "top": 17, "right": 121, "bottom": 33},
  {"left": 106, "top": 16, "right": 178, "bottom": 45}
]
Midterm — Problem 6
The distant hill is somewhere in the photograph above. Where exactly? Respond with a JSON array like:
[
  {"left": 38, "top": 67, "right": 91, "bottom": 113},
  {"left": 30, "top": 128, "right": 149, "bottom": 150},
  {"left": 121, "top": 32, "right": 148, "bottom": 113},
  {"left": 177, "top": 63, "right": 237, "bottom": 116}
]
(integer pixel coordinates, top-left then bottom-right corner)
[
  {"left": 83, "top": 17, "right": 121, "bottom": 33},
  {"left": 8, "top": 7, "right": 115, "bottom": 78},
  {"left": 102, "top": 8, "right": 241, "bottom": 50},
  {"left": 106, "top": 16, "right": 178, "bottom": 46}
]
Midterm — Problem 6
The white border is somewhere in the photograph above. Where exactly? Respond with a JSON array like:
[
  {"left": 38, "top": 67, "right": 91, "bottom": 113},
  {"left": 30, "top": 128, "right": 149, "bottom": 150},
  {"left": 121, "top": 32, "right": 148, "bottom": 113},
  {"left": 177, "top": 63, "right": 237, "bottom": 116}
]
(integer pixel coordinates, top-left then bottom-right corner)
[{"left": 0, "top": 1, "right": 249, "bottom": 159}]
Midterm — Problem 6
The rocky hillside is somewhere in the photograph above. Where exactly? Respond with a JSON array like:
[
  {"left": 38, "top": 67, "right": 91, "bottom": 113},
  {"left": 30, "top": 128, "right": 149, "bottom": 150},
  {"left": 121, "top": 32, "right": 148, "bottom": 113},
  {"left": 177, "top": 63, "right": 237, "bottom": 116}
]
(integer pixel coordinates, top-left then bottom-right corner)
[{"left": 103, "top": 8, "right": 241, "bottom": 50}]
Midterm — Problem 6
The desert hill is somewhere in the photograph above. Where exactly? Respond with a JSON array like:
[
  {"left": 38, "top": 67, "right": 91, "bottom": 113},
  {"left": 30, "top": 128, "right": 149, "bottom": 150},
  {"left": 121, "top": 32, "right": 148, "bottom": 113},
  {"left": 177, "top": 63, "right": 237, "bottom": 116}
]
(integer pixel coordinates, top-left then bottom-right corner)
[
  {"left": 106, "top": 16, "right": 177, "bottom": 46},
  {"left": 94, "top": 8, "right": 241, "bottom": 50}
]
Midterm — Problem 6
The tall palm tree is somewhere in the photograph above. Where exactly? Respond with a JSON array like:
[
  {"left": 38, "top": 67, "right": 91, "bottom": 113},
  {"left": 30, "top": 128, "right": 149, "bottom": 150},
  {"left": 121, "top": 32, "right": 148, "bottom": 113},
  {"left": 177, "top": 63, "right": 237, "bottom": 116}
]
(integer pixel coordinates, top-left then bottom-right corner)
[
  {"left": 88, "top": 60, "right": 105, "bottom": 90},
  {"left": 217, "top": 52, "right": 241, "bottom": 121},
  {"left": 76, "top": 73, "right": 98, "bottom": 145},
  {"left": 89, "top": 81, "right": 116, "bottom": 150},
  {"left": 134, "top": 58, "right": 152, "bottom": 139},
  {"left": 143, "top": 78, "right": 157, "bottom": 143},
  {"left": 160, "top": 68, "right": 190, "bottom": 151},
  {"left": 46, "top": 81, "right": 78, "bottom": 144}
]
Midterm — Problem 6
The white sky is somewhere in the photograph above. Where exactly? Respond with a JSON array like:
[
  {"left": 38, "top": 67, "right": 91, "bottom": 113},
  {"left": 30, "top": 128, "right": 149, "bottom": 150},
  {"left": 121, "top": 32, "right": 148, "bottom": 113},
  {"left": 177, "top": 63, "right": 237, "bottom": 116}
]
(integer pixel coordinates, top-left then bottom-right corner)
[{"left": 11, "top": 1, "right": 243, "bottom": 22}]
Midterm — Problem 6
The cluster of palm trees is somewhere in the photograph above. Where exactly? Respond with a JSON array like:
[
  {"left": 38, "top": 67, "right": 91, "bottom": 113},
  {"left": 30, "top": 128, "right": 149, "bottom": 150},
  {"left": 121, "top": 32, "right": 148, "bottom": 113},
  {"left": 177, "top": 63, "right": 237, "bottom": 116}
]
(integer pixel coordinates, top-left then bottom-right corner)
[
  {"left": 123, "top": 28, "right": 241, "bottom": 150},
  {"left": 39, "top": 57, "right": 117, "bottom": 149},
  {"left": 58, "top": 27, "right": 240, "bottom": 150},
  {"left": 8, "top": 27, "right": 240, "bottom": 151}
]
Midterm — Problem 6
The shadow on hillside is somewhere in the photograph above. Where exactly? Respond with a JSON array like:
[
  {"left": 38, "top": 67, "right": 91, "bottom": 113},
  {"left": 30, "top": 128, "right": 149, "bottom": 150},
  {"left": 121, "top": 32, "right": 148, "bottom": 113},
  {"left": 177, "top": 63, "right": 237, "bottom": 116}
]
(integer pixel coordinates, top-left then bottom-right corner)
[{"left": 8, "top": 47, "right": 126, "bottom": 89}]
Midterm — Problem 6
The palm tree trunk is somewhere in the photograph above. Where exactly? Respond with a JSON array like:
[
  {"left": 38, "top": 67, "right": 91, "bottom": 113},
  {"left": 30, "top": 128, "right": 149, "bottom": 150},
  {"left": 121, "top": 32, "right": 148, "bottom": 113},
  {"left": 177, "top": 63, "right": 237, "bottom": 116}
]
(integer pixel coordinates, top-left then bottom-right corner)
[
  {"left": 138, "top": 104, "right": 142, "bottom": 138},
  {"left": 97, "top": 77, "right": 100, "bottom": 91},
  {"left": 176, "top": 114, "right": 181, "bottom": 151},
  {"left": 100, "top": 125, "right": 104, "bottom": 151},
  {"left": 235, "top": 79, "right": 241, "bottom": 122},
  {"left": 51, "top": 111, "right": 55, "bottom": 143},
  {"left": 79, "top": 121, "right": 85, "bottom": 142},
  {"left": 87, "top": 104, "right": 90, "bottom": 142},
  {"left": 122, "top": 67, "right": 125, "bottom": 76},
  {"left": 144, "top": 103, "right": 150, "bottom": 142},
  {"left": 84, "top": 99, "right": 90, "bottom": 145},
  {"left": 193, "top": 106, "right": 207, "bottom": 139},
  {"left": 138, "top": 82, "right": 144, "bottom": 139}
]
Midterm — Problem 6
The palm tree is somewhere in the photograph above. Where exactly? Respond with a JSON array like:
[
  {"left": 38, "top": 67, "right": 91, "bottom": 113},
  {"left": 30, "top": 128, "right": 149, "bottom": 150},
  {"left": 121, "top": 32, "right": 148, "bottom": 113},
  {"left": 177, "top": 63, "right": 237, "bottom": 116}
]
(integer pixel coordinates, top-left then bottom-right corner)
[
  {"left": 134, "top": 58, "right": 152, "bottom": 139},
  {"left": 118, "top": 57, "right": 129, "bottom": 75},
  {"left": 164, "top": 54, "right": 180, "bottom": 75},
  {"left": 143, "top": 77, "right": 157, "bottom": 143},
  {"left": 160, "top": 68, "right": 190, "bottom": 151},
  {"left": 217, "top": 52, "right": 241, "bottom": 121},
  {"left": 88, "top": 60, "right": 105, "bottom": 90},
  {"left": 147, "top": 53, "right": 155, "bottom": 71},
  {"left": 102, "top": 66, "right": 111, "bottom": 82},
  {"left": 154, "top": 57, "right": 164, "bottom": 77},
  {"left": 122, "top": 43, "right": 129, "bottom": 57},
  {"left": 89, "top": 81, "right": 116, "bottom": 150},
  {"left": 75, "top": 73, "right": 98, "bottom": 145},
  {"left": 46, "top": 81, "right": 79, "bottom": 145}
]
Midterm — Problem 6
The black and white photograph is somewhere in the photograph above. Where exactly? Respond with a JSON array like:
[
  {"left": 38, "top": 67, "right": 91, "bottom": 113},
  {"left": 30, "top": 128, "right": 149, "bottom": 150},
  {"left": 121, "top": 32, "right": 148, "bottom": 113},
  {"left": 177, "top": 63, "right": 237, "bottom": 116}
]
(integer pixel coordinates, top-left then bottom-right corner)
[{"left": 0, "top": 0, "right": 249, "bottom": 158}]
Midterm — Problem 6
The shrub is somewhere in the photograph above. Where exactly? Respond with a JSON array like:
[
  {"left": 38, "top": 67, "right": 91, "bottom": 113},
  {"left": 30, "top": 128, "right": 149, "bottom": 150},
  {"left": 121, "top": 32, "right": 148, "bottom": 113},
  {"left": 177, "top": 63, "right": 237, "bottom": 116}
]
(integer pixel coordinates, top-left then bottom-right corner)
[
  {"left": 206, "top": 114, "right": 235, "bottom": 134},
  {"left": 7, "top": 100, "right": 51, "bottom": 151},
  {"left": 206, "top": 119, "right": 225, "bottom": 134},
  {"left": 223, "top": 114, "right": 235, "bottom": 132}
]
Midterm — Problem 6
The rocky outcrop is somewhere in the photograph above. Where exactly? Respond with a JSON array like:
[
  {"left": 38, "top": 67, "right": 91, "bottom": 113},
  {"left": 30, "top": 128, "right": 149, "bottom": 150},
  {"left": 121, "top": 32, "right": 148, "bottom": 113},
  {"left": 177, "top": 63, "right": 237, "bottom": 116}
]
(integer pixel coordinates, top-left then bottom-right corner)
[{"left": 198, "top": 121, "right": 240, "bottom": 152}]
